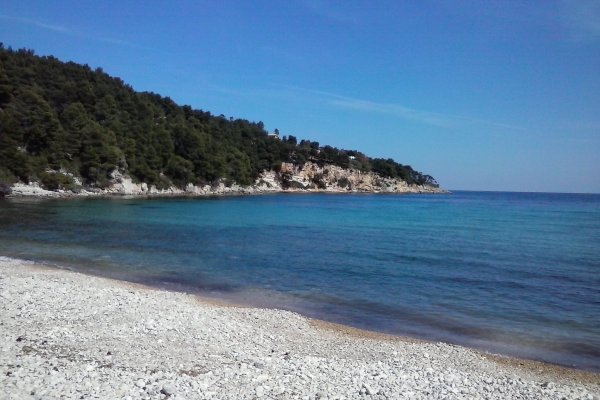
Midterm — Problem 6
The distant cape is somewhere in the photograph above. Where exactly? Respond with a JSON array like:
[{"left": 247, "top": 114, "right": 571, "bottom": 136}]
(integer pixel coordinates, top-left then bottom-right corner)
[{"left": 0, "top": 45, "right": 441, "bottom": 196}]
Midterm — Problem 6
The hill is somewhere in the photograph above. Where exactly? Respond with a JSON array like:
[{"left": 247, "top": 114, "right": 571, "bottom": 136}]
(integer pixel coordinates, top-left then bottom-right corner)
[{"left": 0, "top": 45, "right": 438, "bottom": 194}]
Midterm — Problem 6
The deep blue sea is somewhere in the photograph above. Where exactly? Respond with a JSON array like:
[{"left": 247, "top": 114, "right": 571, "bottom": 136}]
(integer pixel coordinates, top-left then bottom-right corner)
[{"left": 1, "top": 191, "right": 599, "bottom": 370}]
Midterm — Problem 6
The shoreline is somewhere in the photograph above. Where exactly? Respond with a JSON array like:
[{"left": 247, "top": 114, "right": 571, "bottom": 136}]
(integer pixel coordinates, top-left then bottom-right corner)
[
  {"left": 309, "top": 319, "right": 600, "bottom": 386},
  {"left": 4, "top": 184, "right": 448, "bottom": 200},
  {"left": 1, "top": 257, "right": 598, "bottom": 399},
  {"left": 9, "top": 256, "right": 596, "bottom": 376},
  {"left": 3, "top": 164, "right": 448, "bottom": 199},
  {"left": 137, "top": 271, "right": 600, "bottom": 376},
  {"left": 10, "top": 254, "right": 597, "bottom": 376}
]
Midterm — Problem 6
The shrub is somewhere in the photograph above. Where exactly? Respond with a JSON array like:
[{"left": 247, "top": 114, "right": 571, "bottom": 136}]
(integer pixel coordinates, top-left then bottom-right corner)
[
  {"left": 39, "top": 172, "right": 76, "bottom": 191},
  {"left": 0, "top": 182, "right": 12, "bottom": 198},
  {"left": 311, "top": 173, "right": 326, "bottom": 189},
  {"left": 338, "top": 177, "right": 351, "bottom": 189}
]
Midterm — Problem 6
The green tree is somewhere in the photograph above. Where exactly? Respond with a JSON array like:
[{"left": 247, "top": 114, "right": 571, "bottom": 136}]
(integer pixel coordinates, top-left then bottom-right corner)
[{"left": 0, "top": 45, "right": 437, "bottom": 189}]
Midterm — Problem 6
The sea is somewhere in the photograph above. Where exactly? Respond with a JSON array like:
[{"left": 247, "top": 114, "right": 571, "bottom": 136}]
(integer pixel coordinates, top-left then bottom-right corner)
[{"left": 1, "top": 191, "right": 599, "bottom": 371}]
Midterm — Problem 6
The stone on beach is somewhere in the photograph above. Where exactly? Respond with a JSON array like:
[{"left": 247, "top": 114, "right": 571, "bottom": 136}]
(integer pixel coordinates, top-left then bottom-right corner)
[{"left": 0, "top": 256, "right": 598, "bottom": 400}]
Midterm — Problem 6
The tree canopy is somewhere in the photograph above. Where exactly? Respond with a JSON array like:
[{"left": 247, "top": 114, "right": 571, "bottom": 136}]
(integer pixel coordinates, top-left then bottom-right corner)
[{"left": 0, "top": 45, "right": 438, "bottom": 189}]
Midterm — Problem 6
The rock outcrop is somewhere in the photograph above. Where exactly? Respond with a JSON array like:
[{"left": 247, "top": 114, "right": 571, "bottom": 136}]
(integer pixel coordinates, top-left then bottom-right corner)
[
  {"left": 260, "top": 162, "right": 444, "bottom": 194},
  {"left": 7, "top": 162, "right": 446, "bottom": 198},
  {"left": 0, "top": 183, "right": 12, "bottom": 198}
]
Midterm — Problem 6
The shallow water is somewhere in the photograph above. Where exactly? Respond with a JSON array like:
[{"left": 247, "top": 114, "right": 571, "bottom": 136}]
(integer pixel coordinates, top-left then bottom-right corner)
[{"left": 1, "top": 191, "right": 599, "bottom": 370}]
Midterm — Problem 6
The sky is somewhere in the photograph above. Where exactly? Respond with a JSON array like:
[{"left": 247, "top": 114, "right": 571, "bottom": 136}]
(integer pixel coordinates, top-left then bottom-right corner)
[{"left": 1, "top": 0, "right": 599, "bottom": 192}]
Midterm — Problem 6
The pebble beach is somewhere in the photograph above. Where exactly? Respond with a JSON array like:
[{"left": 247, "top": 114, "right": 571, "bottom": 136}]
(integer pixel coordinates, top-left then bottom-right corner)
[{"left": 1, "top": 257, "right": 598, "bottom": 400}]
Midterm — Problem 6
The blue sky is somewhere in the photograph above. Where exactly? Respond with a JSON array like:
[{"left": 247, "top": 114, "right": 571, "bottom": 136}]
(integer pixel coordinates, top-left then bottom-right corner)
[{"left": 1, "top": 0, "right": 599, "bottom": 192}]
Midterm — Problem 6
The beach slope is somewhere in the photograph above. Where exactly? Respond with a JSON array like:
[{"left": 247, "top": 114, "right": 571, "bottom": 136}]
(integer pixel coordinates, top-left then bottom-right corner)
[{"left": 0, "top": 257, "right": 597, "bottom": 399}]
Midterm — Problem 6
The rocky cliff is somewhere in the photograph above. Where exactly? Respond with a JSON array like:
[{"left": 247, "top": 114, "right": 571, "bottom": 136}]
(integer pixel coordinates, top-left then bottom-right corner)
[
  {"left": 8, "top": 162, "right": 445, "bottom": 198},
  {"left": 1, "top": 47, "right": 441, "bottom": 193},
  {"left": 255, "top": 162, "right": 443, "bottom": 194}
]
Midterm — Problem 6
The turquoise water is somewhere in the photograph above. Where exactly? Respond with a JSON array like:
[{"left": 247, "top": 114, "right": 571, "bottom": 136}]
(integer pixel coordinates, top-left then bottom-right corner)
[{"left": 1, "top": 191, "right": 599, "bottom": 370}]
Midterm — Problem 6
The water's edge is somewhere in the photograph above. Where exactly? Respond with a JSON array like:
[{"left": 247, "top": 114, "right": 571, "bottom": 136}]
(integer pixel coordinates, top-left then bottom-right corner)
[
  {"left": 7, "top": 254, "right": 599, "bottom": 375},
  {"left": 2, "top": 192, "right": 598, "bottom": 371}
]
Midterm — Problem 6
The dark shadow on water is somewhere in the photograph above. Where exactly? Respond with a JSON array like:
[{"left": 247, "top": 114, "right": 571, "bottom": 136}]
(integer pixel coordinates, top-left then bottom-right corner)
[
  {"left": 98, "top": 265, "right": 600, "bottom": 372},
  {"left": 8, "top": 255, "right": 600, "bottom": 372}
]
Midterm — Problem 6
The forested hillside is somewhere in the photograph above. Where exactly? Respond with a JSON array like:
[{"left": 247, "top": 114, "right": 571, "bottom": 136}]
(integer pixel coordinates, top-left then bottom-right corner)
[{"left": 0, "top": 45, "right": 438, "bottom": 191}]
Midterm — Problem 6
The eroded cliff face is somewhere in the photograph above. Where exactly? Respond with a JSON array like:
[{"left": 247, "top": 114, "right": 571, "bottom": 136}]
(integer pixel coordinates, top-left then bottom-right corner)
[
  {"left": 9, "top": 162, "right": 445, "bottom": 197},
  {"left": 253, "top": 162, "right": 443, "bottom": 194}
]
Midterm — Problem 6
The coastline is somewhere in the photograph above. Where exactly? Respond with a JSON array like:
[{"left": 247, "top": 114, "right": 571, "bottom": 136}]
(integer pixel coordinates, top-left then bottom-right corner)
[
  {"left": 3, "top": 163, "right": 448, "bottom": 199},
  {"left": 5, "top": 182, "right": 447, "bottom": 200},
  {"left": 1, "top": 257, "right": 598, "bottom": 399}
]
